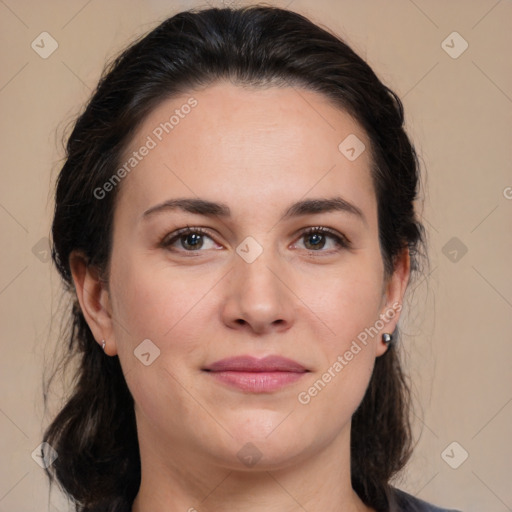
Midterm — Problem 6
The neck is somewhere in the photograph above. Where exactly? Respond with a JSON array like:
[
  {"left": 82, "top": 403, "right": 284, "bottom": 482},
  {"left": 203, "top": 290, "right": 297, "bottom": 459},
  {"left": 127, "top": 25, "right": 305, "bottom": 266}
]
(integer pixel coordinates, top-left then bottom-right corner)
[{"left": 131, "top": 419, "right": 375, "bottom": 512}]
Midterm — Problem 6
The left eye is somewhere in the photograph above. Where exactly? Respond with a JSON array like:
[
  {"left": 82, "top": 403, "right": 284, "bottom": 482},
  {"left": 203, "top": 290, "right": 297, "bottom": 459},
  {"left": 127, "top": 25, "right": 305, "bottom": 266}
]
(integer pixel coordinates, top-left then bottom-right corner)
[
  {"left": 294, "top": 227, "right": 350, "bottom": 252},
  {"left": 161, "top": 226, "right": 350, "bottom": 253}
]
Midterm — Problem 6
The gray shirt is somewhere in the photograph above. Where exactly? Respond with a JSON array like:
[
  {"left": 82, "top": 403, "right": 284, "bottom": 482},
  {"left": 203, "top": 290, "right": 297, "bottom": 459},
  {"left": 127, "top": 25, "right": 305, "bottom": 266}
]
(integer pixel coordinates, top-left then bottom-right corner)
[{"left": 393, "top": 488, "right": 463, "bottom": 512}]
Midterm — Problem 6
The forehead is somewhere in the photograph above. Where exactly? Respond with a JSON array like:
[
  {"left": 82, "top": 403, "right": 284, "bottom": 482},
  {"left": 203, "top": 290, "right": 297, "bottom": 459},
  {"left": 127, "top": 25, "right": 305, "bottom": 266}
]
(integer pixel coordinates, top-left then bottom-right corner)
[{"left": 114, "top": 81, "right": 376, "bottom": 226}]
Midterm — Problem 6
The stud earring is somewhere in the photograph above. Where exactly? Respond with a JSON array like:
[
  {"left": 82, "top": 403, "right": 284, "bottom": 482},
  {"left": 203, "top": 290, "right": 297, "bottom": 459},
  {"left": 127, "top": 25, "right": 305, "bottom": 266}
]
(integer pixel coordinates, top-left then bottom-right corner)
[
  {"left": 382, "top": 333, "right": 393, "bottom": 345},
  {"left": 101, "top": 339, "right": 106, "bottom": 351}
]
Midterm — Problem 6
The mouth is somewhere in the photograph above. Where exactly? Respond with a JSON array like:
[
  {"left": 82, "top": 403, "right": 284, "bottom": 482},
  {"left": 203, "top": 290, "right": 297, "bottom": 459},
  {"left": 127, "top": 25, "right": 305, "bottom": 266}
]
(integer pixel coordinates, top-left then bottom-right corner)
[
  {"left": 202, "top": 355, "right": 309, "bottom": 393},
  {"left": 204, "top": 371, "right": 307, "bottom": 392},
  {"left": 203, "top": 354, "right": 308, "bottom": 372}
]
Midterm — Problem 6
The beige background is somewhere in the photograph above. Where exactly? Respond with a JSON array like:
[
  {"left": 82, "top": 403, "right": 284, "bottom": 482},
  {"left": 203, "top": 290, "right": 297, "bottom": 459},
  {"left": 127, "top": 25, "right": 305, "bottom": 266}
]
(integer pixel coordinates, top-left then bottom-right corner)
[{"left": 1, "top": 0, "right": 511, "bottom": 511}]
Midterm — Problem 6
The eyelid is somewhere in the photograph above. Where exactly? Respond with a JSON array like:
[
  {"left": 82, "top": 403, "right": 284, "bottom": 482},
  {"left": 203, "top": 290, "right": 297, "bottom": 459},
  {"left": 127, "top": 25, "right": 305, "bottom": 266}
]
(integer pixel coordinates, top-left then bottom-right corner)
[
  {"left": 297, "top": 226, "right": 352, "bottom": 250},
  {"left": 160, "top": 225, "right": 216, "bottom": 248},
  {"left": 160, "top": 225, "right": 351, "bottom": 253}
]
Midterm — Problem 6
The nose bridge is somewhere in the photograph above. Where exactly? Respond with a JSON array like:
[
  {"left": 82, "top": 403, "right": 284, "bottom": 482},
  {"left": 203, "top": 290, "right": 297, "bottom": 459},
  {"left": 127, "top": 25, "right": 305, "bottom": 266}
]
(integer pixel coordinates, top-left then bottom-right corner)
[
  {"left": 234, "top": 234, "right": 282, "bottom": 298},
  {"left": 222, "top": 233, "right": 295, "bottom": 332}
]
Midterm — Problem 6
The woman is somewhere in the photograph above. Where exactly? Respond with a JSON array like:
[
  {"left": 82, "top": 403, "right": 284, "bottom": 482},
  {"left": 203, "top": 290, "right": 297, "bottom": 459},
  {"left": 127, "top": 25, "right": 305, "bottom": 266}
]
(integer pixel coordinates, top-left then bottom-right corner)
[{"left": 42, "top": 5, "right": 462, "bottom": 512}]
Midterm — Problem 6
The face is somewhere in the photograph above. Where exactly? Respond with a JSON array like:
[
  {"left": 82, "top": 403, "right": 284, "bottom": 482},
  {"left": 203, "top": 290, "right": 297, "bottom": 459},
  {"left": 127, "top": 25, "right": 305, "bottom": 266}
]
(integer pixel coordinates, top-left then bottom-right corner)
[{"left": 76, "top": 81, "right": 409, "bottom": 473}]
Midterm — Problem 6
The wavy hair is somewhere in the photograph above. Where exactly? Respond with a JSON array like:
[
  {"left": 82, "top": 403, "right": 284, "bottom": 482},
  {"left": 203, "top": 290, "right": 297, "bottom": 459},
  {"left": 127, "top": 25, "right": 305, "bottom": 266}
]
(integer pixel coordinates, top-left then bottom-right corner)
[{"left": 43, "top": 5, "right": 427, "bottom": 512}]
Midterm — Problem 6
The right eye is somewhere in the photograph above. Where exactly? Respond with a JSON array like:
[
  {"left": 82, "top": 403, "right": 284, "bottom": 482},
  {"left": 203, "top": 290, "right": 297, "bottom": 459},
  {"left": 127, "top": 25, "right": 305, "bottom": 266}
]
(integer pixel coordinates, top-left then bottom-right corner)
[{"left": 161, "top": 226, "right": 222, "bottom": 253}]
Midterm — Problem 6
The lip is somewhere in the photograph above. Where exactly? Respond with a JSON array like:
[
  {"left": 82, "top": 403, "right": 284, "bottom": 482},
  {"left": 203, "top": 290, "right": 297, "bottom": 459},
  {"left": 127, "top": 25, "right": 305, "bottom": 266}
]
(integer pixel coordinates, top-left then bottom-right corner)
[
  {"left": 204, "top": 355, "right": 308, "bottom": 372},
  {"left": 203, "top": 355, "right": 309, "bottom": 393}
]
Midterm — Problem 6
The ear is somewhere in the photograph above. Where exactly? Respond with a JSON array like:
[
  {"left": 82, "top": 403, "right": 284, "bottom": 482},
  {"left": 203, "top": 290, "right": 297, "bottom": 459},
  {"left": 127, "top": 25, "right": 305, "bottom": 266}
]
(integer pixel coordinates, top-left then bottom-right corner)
[
  {"left": 69, "top": 250, "right": 117, "bottom": 356},
  {"left": 375, "top": 247, "right": 411, "bottom": 357}
]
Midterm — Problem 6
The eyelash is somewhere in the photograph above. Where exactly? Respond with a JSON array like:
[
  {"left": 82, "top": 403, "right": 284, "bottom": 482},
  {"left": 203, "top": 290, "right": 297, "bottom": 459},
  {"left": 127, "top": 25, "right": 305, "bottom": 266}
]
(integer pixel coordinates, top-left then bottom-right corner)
[{"left": 160, "top": 225, "right": 351, "bottom": 255}]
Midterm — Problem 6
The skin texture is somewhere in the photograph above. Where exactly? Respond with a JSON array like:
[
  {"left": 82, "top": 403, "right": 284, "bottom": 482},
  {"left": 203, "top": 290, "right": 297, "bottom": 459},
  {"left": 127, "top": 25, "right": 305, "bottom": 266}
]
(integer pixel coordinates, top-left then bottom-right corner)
[{"left": 70, "top": 81, "right": 410, "bottom": 512}]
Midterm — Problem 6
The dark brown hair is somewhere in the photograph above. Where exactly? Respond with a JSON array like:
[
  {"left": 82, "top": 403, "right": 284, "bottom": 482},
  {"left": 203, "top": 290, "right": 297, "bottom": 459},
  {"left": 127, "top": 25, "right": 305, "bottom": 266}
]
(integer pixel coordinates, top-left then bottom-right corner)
[{"left": 43, "top": 5, "right": 426, "bottom": 512}]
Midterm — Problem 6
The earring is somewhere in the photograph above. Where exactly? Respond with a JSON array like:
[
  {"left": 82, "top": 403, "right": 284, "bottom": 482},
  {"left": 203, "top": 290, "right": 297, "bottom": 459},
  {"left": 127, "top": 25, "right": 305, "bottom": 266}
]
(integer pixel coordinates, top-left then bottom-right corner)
[
  {"left": 101, "top": 339, "right": 106, "bottom": 351},
  {"left": 382, "top": 333, "right": 393, "bottom": 345}
]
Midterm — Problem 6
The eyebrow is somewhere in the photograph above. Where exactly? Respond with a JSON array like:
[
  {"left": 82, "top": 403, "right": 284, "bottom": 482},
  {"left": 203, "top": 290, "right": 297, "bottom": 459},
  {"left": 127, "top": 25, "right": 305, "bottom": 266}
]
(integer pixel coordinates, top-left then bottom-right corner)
[{"left": 141, "top": 196, "right": 366, "bottom": 225}]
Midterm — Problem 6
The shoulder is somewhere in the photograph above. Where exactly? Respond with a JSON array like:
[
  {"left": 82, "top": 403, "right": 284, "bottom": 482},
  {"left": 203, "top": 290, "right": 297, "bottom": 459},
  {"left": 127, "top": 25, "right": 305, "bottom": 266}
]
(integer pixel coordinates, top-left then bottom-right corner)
[{"left": 391, "top": 487, "right": 463, "bottom": 512}]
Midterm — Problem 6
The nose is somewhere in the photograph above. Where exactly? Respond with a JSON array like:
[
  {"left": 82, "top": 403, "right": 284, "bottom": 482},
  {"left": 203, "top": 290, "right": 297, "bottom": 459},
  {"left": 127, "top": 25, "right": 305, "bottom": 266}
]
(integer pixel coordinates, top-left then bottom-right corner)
[{"left": 220, "top": 245, "right": 296, "bottom": 335}]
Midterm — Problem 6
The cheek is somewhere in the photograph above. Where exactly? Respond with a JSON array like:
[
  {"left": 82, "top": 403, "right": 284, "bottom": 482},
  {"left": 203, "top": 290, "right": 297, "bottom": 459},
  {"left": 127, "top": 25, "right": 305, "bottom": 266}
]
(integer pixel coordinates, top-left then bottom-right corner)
[
  {"left": 114, "top": 269, "right": 207, "bottom": 338},
  {"left": 297, "top": 270, "right": 381, "bottom": 421},
  {"left": 109, "top": 259, "right": 210, "bottom": 419},
  {"left": 110, "top": 242, "right": 385, "bottom": 347},
  {"left": 313, "top": 257, "right": 384, "bottom": 344}
]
